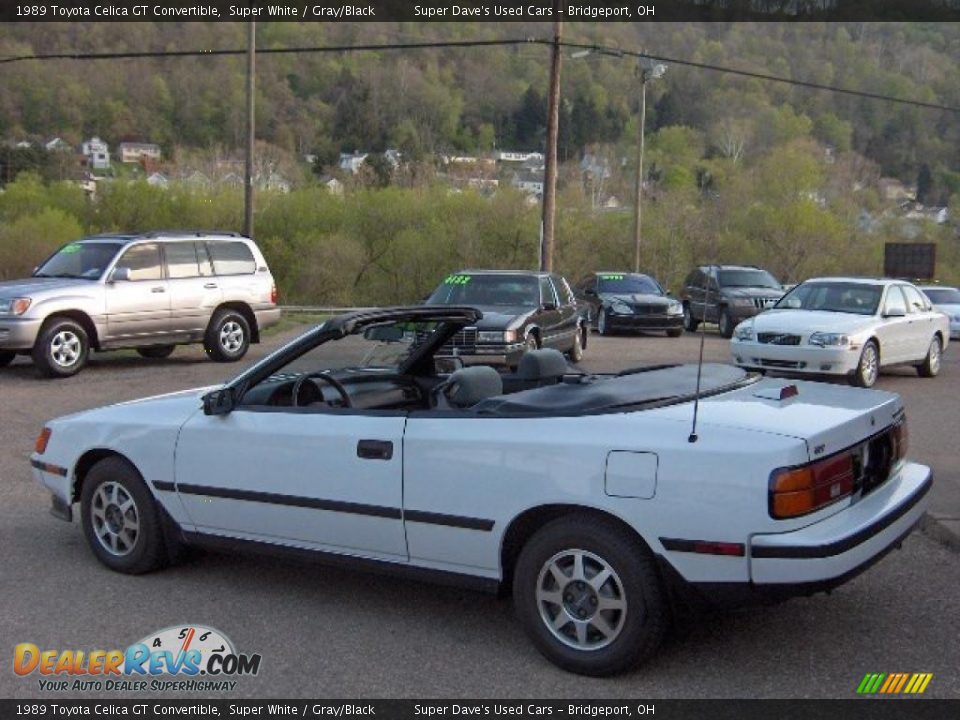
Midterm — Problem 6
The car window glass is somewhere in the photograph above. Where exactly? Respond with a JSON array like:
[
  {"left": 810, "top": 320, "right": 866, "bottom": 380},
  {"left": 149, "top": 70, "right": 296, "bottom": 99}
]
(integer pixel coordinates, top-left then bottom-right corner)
[
  {"left": 208, "top": 241, "right": 256, "bottom": 275},
  {"left": 883, "top": 287, "right": 907, "bottom": 315},
  {"left": 165, "top": 242, "right": 202, "bottom": 279},
  {"left": 775, "top": 282, "right": 882, "bottom": 315},
  {"left": 540, "top": 277, "right": 557, "bottom": 306},
  {"left": 426, "top": 274, "right": 539, "bottom": 306},
  {"left": 901, "top": 285, "right": 928, "bottom": 313},
  {"left": 717, "top": 269, "right": 780, "bottom": 288},
  {"left": 116, "top": 244, "right": 162, "bottom": 281},
  {"left": 34, "top": 241, "right": 124, "bottom": 280},
  {"left": 922, "top": 288, "right": 960, "bottom": 304},
  {"left": 597, "top": 274, "right": 661, "bottom": 295}
]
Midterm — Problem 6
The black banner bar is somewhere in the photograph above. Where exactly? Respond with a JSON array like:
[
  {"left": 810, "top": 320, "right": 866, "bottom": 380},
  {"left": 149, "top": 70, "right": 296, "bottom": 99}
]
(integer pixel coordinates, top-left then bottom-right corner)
[
  {"left": 1, "top": 700, "right": 959, "bottom": 719},
  {"left": 3, "top": 0, "right": 960, "bottom": 24}
]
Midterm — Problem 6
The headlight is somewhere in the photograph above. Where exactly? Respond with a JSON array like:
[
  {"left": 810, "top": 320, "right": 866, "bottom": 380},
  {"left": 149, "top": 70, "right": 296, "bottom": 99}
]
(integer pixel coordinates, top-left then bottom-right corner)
[
  {"left": 0, "top": 297, "right": 32, "bottom": 316},
  {"left": 666, "top": 302, "right": 683, "bottom": 315},
  {"left": 730, "top": 298, "right": 754, "bottom": 307},
  {"left": 733, "top": 323, "right": 755, "bottom": 341},
  {"left": 809, "top": 332, "right": 850, "bottom": 347},
  {"left": 609, "top": 300, "right": 631, "bottom": 315},
  {"left": 478, "top": 330, "right": 518, "bottom": 343}
]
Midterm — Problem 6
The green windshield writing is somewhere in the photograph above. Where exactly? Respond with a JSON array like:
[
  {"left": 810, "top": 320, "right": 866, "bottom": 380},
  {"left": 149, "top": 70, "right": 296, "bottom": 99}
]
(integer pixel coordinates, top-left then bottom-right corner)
[{"left": 443, "top": 274, "right": 472, "bottom": 285}]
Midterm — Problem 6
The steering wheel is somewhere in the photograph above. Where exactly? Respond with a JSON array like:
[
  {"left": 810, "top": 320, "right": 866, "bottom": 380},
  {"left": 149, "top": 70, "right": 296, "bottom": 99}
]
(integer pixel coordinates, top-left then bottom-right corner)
[{"left": 291, "top": 372, "right": 353, "bottom": 408}]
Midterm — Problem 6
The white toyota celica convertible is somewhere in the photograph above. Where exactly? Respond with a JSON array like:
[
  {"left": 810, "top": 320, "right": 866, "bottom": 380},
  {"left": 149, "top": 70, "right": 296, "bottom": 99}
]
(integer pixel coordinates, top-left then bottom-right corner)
[{"left": 32, "top": 306, "right": 932, "bottom": 676}]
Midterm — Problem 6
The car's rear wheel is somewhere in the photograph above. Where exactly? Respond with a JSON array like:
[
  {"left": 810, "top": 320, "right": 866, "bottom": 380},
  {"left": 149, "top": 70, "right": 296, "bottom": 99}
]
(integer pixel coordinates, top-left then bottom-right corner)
[
  {"left": 80, "top": 456, "right": 167, "bottom": 574},
  {"left": 0, "top": 351, "right": 15, "bottom": 368},
  {"left": 568, "top": 325, "right": 585, "bottom": 363},
  {"left": 916, "top": 336, "right": 941, "bottom": 378},
  {"left": 513, "top": 516, "right": 668, "bottom": 676},
  {"left": 32, "top": 318, "right": 89, "bottom": 378},
  {"left": 682, "top": 304, "right": 698, "bottom": 332},
  {"left": 137, "top": 345, "right": 175, "bottom": 360},
  {"left": 718, "top": 309, "right": 734, "bottom": 339},
  {"left": 851, "top": 340, "right": 879, "bottom": 388},
  {"left": 204, "top": 310, "right": 250, "bottom": 362},
  {"left": 598, "top": 308, "right": 611, "bottom": 336}
]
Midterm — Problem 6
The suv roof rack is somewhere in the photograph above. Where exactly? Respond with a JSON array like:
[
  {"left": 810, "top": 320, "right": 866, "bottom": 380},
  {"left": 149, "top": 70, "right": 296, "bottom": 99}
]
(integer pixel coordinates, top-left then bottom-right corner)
[{"left": 141, "top": 230, "right": 243, "bottom": 239}]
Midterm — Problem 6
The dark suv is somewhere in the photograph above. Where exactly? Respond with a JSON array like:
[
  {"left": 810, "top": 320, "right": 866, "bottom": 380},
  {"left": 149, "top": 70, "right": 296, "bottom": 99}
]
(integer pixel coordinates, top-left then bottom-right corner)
[
  {"left": 424, "top": 270, "right": 585, "bottom": 368},
  {"left": 680, "top": 265, "right": 784, "bottom": 338}
]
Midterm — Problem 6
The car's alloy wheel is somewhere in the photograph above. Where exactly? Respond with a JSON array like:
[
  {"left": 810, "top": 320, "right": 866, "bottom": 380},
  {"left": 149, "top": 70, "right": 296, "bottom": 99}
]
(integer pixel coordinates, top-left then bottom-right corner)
[
  {"left": 137, "top": 345, "right": 175, "bottom": 360},
  {"left": 204, "top": 310, "right": 251, "bottom": 362},
  {"left": 80, "top": 456, "right": 169, "bottom": 574},
  {"left": 851, "top": 341, "right": 879, "bottom": 388},
  {"left": 514, "top": 516, "right": 668, "bottom": 676},
  {"left": 32, "top": 318, "right": 89, "bottom": 378},
  {"left": 917, "top": 336, "right": 941, "bottom": 378},
  {"left": 682, "top": 305, "right": 698, "bottom": 332},
  {"left": 718, "top": 309, "right": 734, "bottom": 338},
  {"left": 569, "top": 326, "right": 585, "bottom": 363}
]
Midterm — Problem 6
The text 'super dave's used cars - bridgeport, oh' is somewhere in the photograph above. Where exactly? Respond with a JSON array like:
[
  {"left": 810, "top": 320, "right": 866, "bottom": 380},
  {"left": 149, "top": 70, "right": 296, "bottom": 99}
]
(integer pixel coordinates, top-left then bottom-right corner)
[{"left": 30, "top": 306, "right": 931, "bottom": 676}]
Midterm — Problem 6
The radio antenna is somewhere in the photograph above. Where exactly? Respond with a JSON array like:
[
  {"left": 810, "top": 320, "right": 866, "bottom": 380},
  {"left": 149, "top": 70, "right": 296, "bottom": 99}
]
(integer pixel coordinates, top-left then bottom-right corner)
[{"left": 688, "top": 264, "right": 715, "bottom": 443}]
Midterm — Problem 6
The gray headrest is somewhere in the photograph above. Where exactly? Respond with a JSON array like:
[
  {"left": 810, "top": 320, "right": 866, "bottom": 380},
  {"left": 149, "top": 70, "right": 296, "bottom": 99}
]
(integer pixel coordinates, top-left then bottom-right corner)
[
  {"left": 517, "top": 348, "right": 568, "bottom": 381},
  {"left": 444, "top": 366, "right": 504, "bottom": 408}
]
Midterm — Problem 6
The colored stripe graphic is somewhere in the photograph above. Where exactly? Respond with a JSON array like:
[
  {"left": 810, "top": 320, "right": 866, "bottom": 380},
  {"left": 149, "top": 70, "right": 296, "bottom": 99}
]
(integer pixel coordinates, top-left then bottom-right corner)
[{"left": 857, "top": 672, "right": 932, "bottom": 694}]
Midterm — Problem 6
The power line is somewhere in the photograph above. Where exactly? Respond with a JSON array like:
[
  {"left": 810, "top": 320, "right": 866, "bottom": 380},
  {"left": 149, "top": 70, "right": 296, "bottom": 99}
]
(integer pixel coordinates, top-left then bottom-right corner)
[{"left": 1, "top": 36, "right": 958, "bottom": 114}]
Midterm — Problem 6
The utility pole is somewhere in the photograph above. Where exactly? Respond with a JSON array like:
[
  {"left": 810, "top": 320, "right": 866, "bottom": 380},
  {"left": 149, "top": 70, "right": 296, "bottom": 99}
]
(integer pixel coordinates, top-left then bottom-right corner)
[
  {"left": 632, "top": 59, "right": 666, "bottom": 274},
  {"left": 540, "top": 12, "right": 562, "bottom": 272},
  {"left": 243, "top": 21, "right": 256, "bottom": 238}
]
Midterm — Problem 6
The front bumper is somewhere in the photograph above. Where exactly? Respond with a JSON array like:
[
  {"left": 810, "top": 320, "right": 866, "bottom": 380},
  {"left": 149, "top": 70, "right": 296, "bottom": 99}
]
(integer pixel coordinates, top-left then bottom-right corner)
[
  {"left": 0, "top": 316, "right": 44, "bottom": 350},
  {"left": 437, "top": 342, "right": 527, "bottom": 368},
  {"left": 731, "top": 340, "right": 862, "bottom": 375},
  {"left": 603, "top": 312, "right": 683, "bottom": 332}
]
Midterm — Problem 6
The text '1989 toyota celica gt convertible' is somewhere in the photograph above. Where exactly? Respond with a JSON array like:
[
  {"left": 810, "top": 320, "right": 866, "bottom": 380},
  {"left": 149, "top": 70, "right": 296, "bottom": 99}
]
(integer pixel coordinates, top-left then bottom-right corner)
[{"left": 31, "top": 306, "right": 931, "bottom": 676}]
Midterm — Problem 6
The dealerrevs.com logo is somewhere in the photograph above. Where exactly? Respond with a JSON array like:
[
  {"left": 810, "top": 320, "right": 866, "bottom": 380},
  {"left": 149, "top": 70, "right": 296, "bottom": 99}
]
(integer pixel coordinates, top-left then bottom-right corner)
[{"left": 14, "top": 624, "right": 262, "bottom": 692}]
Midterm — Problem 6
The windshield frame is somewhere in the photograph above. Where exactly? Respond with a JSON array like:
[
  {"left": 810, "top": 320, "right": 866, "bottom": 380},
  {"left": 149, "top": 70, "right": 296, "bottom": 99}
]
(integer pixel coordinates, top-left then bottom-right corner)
[{"left": 33, "top": 240, "right": 127, "bottom": 281}]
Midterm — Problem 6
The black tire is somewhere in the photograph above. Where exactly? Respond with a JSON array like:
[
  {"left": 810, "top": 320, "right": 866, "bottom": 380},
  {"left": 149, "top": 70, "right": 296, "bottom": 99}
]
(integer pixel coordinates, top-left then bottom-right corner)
[
  {"left": 682, "top": 304, "right": 698, "bottom": 332},
  {"left": 136, "top": 345, "right": 175, "bottom": 360},
  {"left": 597, "top": 308, "right": 612, "bottom": 336},
  {"left": 850, "top": 340, "right": 880, "bottom": 388},
  {"left": 568, "top": 325, "right": 585, "bottom": 363},
  {"left": 0, "top": 351, "right": 15, "bottom": 368},
  {"left": 666, "top": 328, "right": 683, "bottom": 338},
  {"left": 916, "top": 336, "right": 942, "bottom": 378},
  {"left": 204, "top": 309, "right": 251, "bottom": 362},
  {"left": 718, "top": 309, "right": 734, "bottom": 339},
  {"left": 513, "top": 515, "right": 669, "bottom": 677},
  {"left": 80, "top": 456, "right": 168, "bottom": 574},
  {"left": 32, "top": 318, "right": 89, "bottom": 378}
]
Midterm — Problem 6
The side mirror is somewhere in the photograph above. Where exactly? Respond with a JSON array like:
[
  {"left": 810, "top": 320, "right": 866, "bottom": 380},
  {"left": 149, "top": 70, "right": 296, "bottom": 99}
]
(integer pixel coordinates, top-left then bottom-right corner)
[
  {"left": 203, "top": 387, "right": 236, "bottom": 416},
  {"left": 109, "top": 267, "right": 130, "bottom": 283},
  {"left": 884, "top": 308, "right": 906, "bottom": 318}
]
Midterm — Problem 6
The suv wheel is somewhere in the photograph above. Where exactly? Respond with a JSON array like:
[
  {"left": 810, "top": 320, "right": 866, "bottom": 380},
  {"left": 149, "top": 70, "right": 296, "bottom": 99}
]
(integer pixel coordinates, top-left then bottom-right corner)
[
  {"left": 513, "top": 516, "right": 668, "bottom": 676},
  {"left": 137, "top": 345, "right": 175, "bottom": 360},
  {"left": 682, "top": 304, "right": 698, "bottom": 332},
  {"left": 32, "top": 318, "right": 89, "bottom": 378},
  {"left": 718, "top": 309, "right": 735, "bottom": 338},
  {"left": 0, "top": 351, "right": 15, "bottom": 368},
  {"left": 204, "top": 310, "right": 251, "bottom": 362}
]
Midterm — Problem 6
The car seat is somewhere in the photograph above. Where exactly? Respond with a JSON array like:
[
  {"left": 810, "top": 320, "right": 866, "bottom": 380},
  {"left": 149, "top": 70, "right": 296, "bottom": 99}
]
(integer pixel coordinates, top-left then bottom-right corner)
[
  {"left": 432, "top": 366, "right": 504, "bottom": 409},
  {"left": 516, "top": 348, "right": 568, "bottom": 388}
]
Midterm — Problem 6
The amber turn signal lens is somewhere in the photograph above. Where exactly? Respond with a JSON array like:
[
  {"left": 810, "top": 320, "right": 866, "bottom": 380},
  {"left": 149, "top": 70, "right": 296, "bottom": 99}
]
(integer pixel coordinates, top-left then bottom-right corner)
[{"left": 35, "top": 427, "right": 52, "bottom": 454}]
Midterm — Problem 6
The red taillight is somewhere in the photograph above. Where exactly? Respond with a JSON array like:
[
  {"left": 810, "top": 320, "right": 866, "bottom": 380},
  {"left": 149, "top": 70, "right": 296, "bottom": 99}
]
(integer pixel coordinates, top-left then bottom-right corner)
[
  {"left": 892, "top": 417, "right": 908, "bottom": 461},
  {"left": 770, "top": 452, "right": 855, "bottom": 519},
  {"left": 35, "top": 427, "right": 52, "bottom": 454},
  {"left": 270, "top": 284, "right": 278, "bottom": 305}
]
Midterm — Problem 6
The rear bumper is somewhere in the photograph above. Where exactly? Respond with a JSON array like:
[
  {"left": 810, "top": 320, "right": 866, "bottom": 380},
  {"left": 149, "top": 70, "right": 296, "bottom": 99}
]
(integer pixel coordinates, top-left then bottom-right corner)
[
  {"left": 731, "top": 340, "right": 861, "bottom": 375},
  {"left": 0, "top": 316, "right": 43, "bottom": 350},
  {"left": 255, "top": 307, "right": 282, "bottom": 331}
]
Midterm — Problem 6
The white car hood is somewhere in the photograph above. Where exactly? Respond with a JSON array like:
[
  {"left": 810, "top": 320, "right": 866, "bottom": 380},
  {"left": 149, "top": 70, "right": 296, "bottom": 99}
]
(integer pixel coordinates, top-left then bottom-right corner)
[
  {"left": 52, "top": 385, "right": 218, "bottom": 426},
  {"left": 748, "top": 309, "right": 875, "bottom": 335}
]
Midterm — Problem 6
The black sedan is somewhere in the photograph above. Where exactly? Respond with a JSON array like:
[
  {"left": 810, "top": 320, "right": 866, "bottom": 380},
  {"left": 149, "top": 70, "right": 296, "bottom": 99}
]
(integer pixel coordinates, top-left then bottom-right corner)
[
  {"left": 424, "top": 270, "right": 586, "bottom": 368},
  {"left": 575, "top": 272, "right": 684, "bottom": 337}
]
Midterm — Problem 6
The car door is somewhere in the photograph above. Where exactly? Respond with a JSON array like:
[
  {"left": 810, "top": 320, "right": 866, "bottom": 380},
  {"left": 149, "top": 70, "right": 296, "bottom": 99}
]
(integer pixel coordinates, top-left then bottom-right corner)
[
  {"left": 900, "top": 284, "right": 938, "bottom": 361},
  {"left": 551, "top": 275, "right": 580, "bottom": 350},
  {"left": 536, "top": 275, "right": 564, "bottom": 349},
  {"left": 103, "top": 243, "right": 171, "bottom": 342},
  {"left": 163, "top": 242, "right": 223, "bottom": 335},
  {"left": 874, "top": 285, "right": 911, "bottom": 364},
  {"left": 174, "top": 407, "right": 409, "bottom": 561}
]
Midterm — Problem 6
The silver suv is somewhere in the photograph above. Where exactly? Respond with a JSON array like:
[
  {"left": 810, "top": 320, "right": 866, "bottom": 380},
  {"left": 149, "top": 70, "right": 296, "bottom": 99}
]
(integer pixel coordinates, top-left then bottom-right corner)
[{"left": 0, "top": 231, "right": 281, "bottom": 377}]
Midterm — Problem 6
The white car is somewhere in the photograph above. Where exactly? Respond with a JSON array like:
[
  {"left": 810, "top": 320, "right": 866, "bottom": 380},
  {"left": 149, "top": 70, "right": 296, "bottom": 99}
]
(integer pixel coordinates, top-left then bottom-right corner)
[
  {"left": 918, "top": 285, "right": 960, "bottom": 340},
  {"left": 731, "top": 277, "right": 949, "bottom": 388},
  {"left": 32, "top": 306, "right": 931, "bottom": 676}
]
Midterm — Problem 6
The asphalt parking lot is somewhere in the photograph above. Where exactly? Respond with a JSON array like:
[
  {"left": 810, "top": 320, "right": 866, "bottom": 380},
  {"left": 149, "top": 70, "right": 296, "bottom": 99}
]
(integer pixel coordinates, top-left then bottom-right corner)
[{"left": 1, "top": 324, "right": 958, "bottom": 699}]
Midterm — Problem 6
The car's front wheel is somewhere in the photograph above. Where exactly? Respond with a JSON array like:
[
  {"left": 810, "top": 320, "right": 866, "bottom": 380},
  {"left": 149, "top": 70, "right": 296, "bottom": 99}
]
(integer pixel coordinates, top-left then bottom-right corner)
[
  {"left": 916, "top": 336, "right": 942, "bottom": 378},
  {"left": 851, "top": 340, "right": 880, "bottom": 388},
  {"left": 0, "top": 351, "right": 15, "bottom": 368},
  {"left": 137, "top": 345, "right": 175, "bottom": 360},
  {"left": 32, "top": 318, "right": 89, "bottom": 378},
  {"left": 513, "top": 516, "right": 668, "bottom": 676},
  {"left": 204, "top": 310, "right": 251, "bottom": 362},
  {"left": 718, "top": 309, "right": 735, "bottom": 338},
  {"left": 682, "top": 304, "right": 698, "bottom": 332},
  {"left": 597, "top": 308, "right": 611, "bottom": 336},
  {"left": 80, "top": 456, "right": 167, "bottom": 574},
  {"left": 568, "top": 325, "right": 585, "bottom": 363}
]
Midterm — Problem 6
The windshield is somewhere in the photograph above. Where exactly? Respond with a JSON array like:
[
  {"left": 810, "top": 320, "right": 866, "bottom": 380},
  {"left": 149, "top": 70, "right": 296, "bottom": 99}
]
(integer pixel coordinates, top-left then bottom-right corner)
[
  {"left": 718, "top": 269, "right": 781, "bottom": 289},
  {"left": 597, "top": 274, "right": 663, "bottom": 295},
  {"left": 775, "top": 282, "right": 883, "bottom": 315},
  {"left": 426, "top": 273, "right": 539, "bottom": 307},
  {"left": 922, "top": 288, "right": 960, "bottom": 305},
  {"left": 34, "top": 241, "right": 125, "bottom": 280}
]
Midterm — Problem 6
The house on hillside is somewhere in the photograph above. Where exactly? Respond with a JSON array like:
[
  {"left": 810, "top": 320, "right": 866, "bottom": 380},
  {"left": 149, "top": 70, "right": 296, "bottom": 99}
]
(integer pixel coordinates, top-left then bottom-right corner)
[
  {"left": 339, "top": 152, "right": 368, "bottom": 174},
  {"left": 513, "top": 170, "right": 544, "bottom": 197},
  {"left": 81, "top": 137, "right": 110, "bottom": 170},
  {"left": 45, "top": 137, "right": 72, "bottom": 153},
  {"left": 118, "top": 142, "right": 162, "bottom": 164}
]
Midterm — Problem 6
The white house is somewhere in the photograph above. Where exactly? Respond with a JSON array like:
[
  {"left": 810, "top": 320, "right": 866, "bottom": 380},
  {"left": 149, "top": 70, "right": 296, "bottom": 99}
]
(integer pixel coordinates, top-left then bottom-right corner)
[
  {"left": 339, "top": 152, "right": 368, "bottom": 174},
  {"left": 498, "top": 151, "right": 544, "bottom": 164},
  {"left": 118, "top": 142, "right": 161, "bottom": 164},
  {"left": 45, "top": 137, "right": 72, "bottom": 153},
  {"left": 513, "top": 170, "right": 544, "bottom": 197},
  {"left": 81, "top": 137, "right": 110, "bottom": 170}
]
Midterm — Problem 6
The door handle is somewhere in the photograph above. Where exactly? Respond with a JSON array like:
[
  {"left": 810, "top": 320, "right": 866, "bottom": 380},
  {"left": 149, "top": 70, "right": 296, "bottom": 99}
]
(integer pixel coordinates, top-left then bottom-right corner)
[
  {"left": 357, "top": 439, "right": 393, "bottom": 460},
  {"left": 151, "top": 287, "right": 166, "bottom": 293},
  {"left": 204, "top": 283, "right": 218, "bottom": 289}
]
